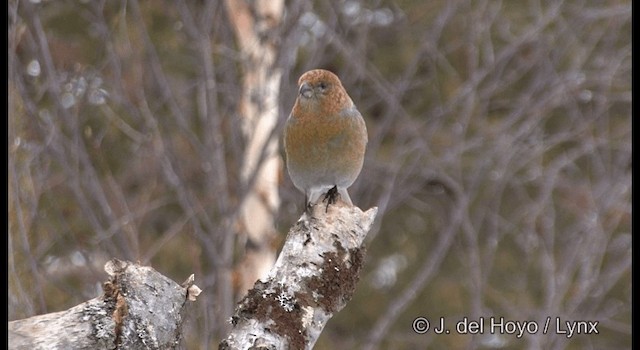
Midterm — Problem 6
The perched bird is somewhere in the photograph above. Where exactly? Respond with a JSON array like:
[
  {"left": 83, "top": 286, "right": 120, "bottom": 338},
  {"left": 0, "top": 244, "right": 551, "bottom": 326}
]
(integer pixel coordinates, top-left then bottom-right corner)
[{"left": 284, "top": 69, "right": 368, "bottom": 208}]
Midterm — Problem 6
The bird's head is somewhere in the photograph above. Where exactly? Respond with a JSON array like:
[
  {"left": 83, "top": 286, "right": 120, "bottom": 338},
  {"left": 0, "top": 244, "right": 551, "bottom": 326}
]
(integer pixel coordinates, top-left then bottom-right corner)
[{"left": 294, "top": 69, "right": 352, "bottom": 115}]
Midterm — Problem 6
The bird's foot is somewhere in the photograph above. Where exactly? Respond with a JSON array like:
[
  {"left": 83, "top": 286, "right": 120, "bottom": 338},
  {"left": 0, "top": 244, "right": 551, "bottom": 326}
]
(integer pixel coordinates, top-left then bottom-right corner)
[{"left": 322, "top": 185, "right": 339, "bottom": 213}]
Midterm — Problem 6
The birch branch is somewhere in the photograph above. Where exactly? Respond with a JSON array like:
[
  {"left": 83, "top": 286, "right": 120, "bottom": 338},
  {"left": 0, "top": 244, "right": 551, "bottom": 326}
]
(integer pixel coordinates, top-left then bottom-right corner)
[
  {"left": 8, "top": 259, "right": 201, "bottom": 350},
  {"left": 220, "top": 203, "right": 378, "bottom": 350}
]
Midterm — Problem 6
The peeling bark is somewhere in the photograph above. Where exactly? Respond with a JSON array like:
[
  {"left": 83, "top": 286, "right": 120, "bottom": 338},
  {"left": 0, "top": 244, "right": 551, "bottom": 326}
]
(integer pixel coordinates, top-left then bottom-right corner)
[{"left": 8, "top": 259, "right": 200, "bottom": 350}]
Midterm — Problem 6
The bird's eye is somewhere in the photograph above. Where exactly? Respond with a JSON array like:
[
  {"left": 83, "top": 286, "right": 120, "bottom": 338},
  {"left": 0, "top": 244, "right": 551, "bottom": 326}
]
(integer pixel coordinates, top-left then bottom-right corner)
[{"left": 318, "top": 82, "right": 328, "bottom": 91}]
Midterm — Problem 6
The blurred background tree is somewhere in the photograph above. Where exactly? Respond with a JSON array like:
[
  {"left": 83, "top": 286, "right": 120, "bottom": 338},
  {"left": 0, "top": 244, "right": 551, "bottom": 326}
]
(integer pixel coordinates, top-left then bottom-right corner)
[{"left": 9, "top": 0, "right": 630, "bottom": 349}]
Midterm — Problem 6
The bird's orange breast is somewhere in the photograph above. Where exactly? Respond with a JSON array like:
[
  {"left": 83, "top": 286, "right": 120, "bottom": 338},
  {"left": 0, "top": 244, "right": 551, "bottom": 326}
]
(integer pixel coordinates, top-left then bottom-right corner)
[{"left": 284, "top": 105, "right": 367, "bottom": 189}]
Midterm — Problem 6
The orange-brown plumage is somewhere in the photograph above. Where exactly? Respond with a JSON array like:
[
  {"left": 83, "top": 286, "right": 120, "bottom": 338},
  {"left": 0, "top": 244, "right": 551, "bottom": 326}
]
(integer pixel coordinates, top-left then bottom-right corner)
[{"left": 284, "top": 69, "right": 368, "bottom": 207}]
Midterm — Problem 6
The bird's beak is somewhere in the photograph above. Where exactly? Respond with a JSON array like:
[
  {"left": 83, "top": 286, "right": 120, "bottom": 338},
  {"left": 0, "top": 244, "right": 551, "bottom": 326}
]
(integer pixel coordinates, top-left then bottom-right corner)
[{"left": 299, "top": 82, "right": 313, "bottom": 99}]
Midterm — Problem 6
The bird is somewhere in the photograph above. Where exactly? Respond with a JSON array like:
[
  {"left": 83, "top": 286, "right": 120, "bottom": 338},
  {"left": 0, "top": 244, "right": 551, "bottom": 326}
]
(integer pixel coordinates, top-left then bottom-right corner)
[{"left": 283, "top": 69, "right": 368, "bottom": 209}]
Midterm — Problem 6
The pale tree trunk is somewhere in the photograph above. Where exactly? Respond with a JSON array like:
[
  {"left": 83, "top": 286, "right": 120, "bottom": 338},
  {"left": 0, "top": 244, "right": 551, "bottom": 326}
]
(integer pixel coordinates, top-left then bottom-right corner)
[
  {"left": 220, "top": 204, "right": 378, "bottom": 350},
  {"left": 224, "top": 0, "right": 285, "bottom": 299},
  {"left": 8, "top": 259, "right": 201, "bottom": 350}
]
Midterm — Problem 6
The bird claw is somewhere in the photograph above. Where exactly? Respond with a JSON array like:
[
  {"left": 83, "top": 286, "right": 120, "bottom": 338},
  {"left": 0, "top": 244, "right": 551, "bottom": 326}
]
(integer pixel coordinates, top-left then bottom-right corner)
[{"left": 322, "top": 186, "right": 339, "bottom": 212}]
